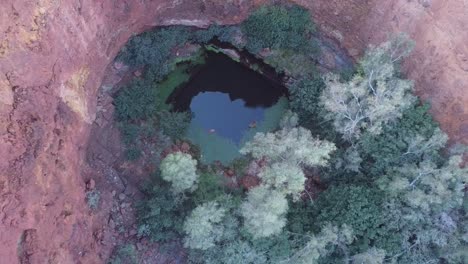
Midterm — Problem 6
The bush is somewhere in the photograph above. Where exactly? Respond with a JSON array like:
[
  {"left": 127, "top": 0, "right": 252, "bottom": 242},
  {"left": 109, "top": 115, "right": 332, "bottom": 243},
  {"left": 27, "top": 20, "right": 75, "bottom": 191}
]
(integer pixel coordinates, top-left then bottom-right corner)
[
  {"left": 242, "top": 5, "right": 315, "bottom": 53},
  {"left": 264, "top": 49, "right": 319, "bottom": 77},
  {"left": 124, "top": 146, "right": 142, "bottom": 161},
  {"left": 158, "top": 110, "right": 192, "bottom": 139},
  {"left": 117, "top": 26, "right": 192, "bottom": 67},
  {"left": 192, "top": 25, "right": 239, "bottom": 45},
  {"left": 114, "top": 79, "right": 158, "bottom": 122},
  {"left": 108, "top": 244, "right": 138, "bottom": 264},
  {"left": 86, "top": 190, "right": 101, "bottom": 210},
  {"left": 312, "top": 185, "right": 402, "bottom": 254},
  {"left": 359, "top": 103, "right": 442, "bottom": 177},
  {"left": 288, "top": 78, "right": 324, "bottom": 120},
  {"left": 192, "top": 173, "right": 225, "bottom": 205},
  {"left": 137, "top": 182, "right": 193, "bottom": 242}
]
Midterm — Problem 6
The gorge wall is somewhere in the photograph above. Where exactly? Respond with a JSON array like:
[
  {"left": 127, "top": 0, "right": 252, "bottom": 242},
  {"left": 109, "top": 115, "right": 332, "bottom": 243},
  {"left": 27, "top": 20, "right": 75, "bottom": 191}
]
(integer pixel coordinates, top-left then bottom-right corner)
[{"left": 0, "top": 0, "right": 466, "bottom": 263}]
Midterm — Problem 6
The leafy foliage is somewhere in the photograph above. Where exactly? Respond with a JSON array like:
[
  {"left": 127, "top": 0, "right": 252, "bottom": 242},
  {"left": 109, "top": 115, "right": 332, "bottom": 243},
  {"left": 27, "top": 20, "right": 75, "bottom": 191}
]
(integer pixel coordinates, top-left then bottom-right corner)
[
  {"left": 264, "top": 49, "right": 319, "bottom": 77},
  {"left": 117, "top": 26, "right": 191, "bottom": 67},
  {"left": 112, "top": 10, "right": 467, "bottom": 264},
  {"left": 241, "top": 186, "right": 289, "bottom": 238},
  {"left": 189, "top": 240, "right": 267, "bottom": 264},
  {"left": 258, "top": 161, "right": 305, "bottom": 199},
  {"left": 321, "top": 35, "right": 416, "bottom": 141},
  {"left": 288, "top": 77, "right": 325, "bottom": 122},
  {"left": 312, "top": 185, "right": 402, "bottom": 254},
  {"left": 158, "top": 110, "right": 192, "bottom": 139},
  {"left": 240, "top": 126, "right": 336, "bottom": 167},
  {"left": 137, "top": 182, "right": 193, "bottom": 242},
  {"left": 359, "top": 103, "right": 444, "bottom": 176},
  {"left": 351, "top": 247, "right": 386, "bottom": 264},
  {"left": 85, "top": 190, "right": 101, "bottom": 210},
  {"left": 160, "top": 153, "right": 199, "bottom": 194},
  {"left": 242, "top": 5, "right": 315, "bottom": 53},
  {"left": 192, "top": 173, "right": 225, "bottom": 205},
  {"left": 285, "top": 224, "right": 354, "bottom": 264},
  {"left": 114, "top": 79, "right": 158, "bottom": 122},
  {"left": 286, "top": 77, "right": 338, "bottom": 140},
  {"left": 183, "top": 201, "right": 227, "bottom": 250},
  {"left": 108, "top": 244, "right": 138, "bottom": 264},
  {"left": 192, "top": 25, "right": 240, "bottom": 46}
]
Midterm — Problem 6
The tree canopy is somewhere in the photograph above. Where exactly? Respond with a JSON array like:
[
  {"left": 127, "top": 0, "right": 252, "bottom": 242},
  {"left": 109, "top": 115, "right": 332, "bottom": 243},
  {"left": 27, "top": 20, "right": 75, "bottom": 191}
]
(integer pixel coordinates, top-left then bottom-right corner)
[{"left": 160, "top": 152, "right": 199, "bottom": 194}]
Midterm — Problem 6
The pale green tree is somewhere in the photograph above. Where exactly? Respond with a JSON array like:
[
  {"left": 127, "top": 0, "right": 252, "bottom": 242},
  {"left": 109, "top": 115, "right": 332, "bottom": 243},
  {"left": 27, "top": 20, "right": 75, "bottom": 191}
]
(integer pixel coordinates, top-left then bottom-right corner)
[
  {"left": 240, "top": 126, "right": 336, "bottom": 167},
  {"left": 378, "top": 154, "right": 468, "bottom": 262},
  {"left": 160, "top": 152, "right": 198, "bottom": 194},
  {"left": 258, "top": 161, "right": 305, "bottom": 200},
  {"left": 351, "top": 247, "right": 386, "bottom": 264},
  {"left": 283, "top": 224, "right": 354, "bottom": 264},
  {"left": 401, "top": 127, "right": 448, "bottom": 159},
  {"left": 381, "top": 155, "right": 467, "bottom": 212},
  {"left": 183, "top": 201, "right": 226, "bottom": 250},
  {"left": 241, "top": 112, "right": 336, "bottom": 210},
  {"left": 241, "top": 185, "right": 289, "bottom": 238},
  {"left": 321, "top": 35, "right": 416, "bottom": 141},
  {"left": 279, "top": 110, "right": 299, "bottom": 129},
  {"left": 204, "top": 241, "right": 267, "bottom": 264}
]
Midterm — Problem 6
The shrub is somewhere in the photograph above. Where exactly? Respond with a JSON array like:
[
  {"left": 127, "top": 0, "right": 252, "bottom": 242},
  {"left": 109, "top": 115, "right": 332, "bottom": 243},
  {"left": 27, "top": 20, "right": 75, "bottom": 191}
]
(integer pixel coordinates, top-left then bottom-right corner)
[
  {"left": 188, "top": 241, "right": 267, "bottom": 264},
  {"left": 312, "top": 185, "right": 402, "bottom": 254},
  {"left": 117, "top": 26, "right": 192, "bottom": 67},
  {"left": 158, "top": 110, "right": 192, "bottom": 139},
  {"left": 137, "top": 183, "right": 193, "bottom": 242},
  {"left": 114, "top": 79, "right": 158, "bottom": 122},
  {"left": 288, "top": 77, "right": 325, "bottom": 122},
  {"left": 192, "top": 173, "right": 225, "bottom": 205},
  {"left": 242, "top": 5, "right": 315, "bottom": 53},
  {"left": 108, "top": 244, "right": 138, "bottom": 264},
  {"left": 264, "top": 49, "right": 319, "bottom": 77},
  {"left": 86, "top": 190, "right": 101, "bottom": 210},
  {"left": 192, "top": 25, "right": 239, "bottom": 45},
  {"left": 124, "top": 146, "right": 142, "bottom": 161},
  {"left": 359, "top": 103, "right": 443, "bottom": 176}
]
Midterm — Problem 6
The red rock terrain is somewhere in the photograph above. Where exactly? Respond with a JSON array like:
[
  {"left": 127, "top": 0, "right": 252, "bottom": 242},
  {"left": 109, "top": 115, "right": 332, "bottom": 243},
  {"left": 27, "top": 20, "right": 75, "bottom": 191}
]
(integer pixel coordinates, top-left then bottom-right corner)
[{"left": 0, "top": 0, "right": 466, "bottom": 263}]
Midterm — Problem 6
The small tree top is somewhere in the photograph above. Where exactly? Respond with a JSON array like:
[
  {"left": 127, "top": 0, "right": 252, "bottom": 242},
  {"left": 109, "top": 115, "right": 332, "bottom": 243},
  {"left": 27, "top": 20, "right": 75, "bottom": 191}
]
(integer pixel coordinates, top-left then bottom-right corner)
[{"left": 160, "top": 152, "right": 198, "bottom": 194}]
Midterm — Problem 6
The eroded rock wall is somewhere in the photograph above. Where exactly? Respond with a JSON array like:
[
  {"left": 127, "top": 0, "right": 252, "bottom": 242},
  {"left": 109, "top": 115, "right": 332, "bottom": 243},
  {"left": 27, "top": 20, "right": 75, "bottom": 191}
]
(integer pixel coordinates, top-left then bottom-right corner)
[
  {"left": 0, "top": 0, "right": 466, "bottom": 263},
  {"left": 0, "top": 1, "right": 255, "bottom": 263},
  {"left": 299, "top": 0, "right": 468, "bottom": 144}
]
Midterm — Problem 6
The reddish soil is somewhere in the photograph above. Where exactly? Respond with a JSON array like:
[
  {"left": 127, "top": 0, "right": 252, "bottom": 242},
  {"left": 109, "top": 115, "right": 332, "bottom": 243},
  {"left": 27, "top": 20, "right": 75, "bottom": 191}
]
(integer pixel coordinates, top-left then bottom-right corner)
[{"left": 0, "top": 0, "right": 466, "bottom": 263}]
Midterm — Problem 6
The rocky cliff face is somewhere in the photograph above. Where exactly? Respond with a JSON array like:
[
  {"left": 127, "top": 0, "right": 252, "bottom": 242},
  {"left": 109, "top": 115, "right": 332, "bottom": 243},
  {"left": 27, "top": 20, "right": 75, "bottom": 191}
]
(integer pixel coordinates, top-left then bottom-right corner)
[
  {"left": 301, "top": 0, "right": 468, "bottom": 145},
  {"left": 0, "top": 0, "right": 466, "bottom": 263}
]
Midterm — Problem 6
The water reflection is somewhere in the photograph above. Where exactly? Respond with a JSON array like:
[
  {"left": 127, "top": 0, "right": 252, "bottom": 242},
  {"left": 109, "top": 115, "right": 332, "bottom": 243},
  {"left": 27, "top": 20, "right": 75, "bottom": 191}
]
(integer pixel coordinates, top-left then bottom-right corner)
[{"left": 190, "top": 91, "right": 264, "bottom": 144}]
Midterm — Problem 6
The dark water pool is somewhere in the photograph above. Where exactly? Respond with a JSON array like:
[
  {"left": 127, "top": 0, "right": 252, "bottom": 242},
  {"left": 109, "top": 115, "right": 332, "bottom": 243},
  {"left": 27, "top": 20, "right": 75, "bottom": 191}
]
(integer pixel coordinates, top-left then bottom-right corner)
[
  {"left": 189, "top": 91, "right": 264, "bottom": 144},
  {"left": 166, "top": 49, "right": 288, "bottom": 163},
  {"left": 168, "top": 50, "right": 287, "bottom": 144}
]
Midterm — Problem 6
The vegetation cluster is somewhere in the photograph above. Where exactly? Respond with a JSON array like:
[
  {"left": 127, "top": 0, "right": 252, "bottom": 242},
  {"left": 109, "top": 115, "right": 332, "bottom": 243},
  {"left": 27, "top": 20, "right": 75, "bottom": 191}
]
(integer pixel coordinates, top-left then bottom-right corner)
[{"left": 111, "top": 4, "right": 467, "bottom": 264}]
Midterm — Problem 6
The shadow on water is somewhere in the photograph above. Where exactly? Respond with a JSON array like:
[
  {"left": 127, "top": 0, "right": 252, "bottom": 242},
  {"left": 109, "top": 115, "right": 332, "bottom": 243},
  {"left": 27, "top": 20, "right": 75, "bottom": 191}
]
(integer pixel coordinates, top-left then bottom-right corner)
[{"left": 168, "top": 50, "right": 287, "bottom": 111}]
